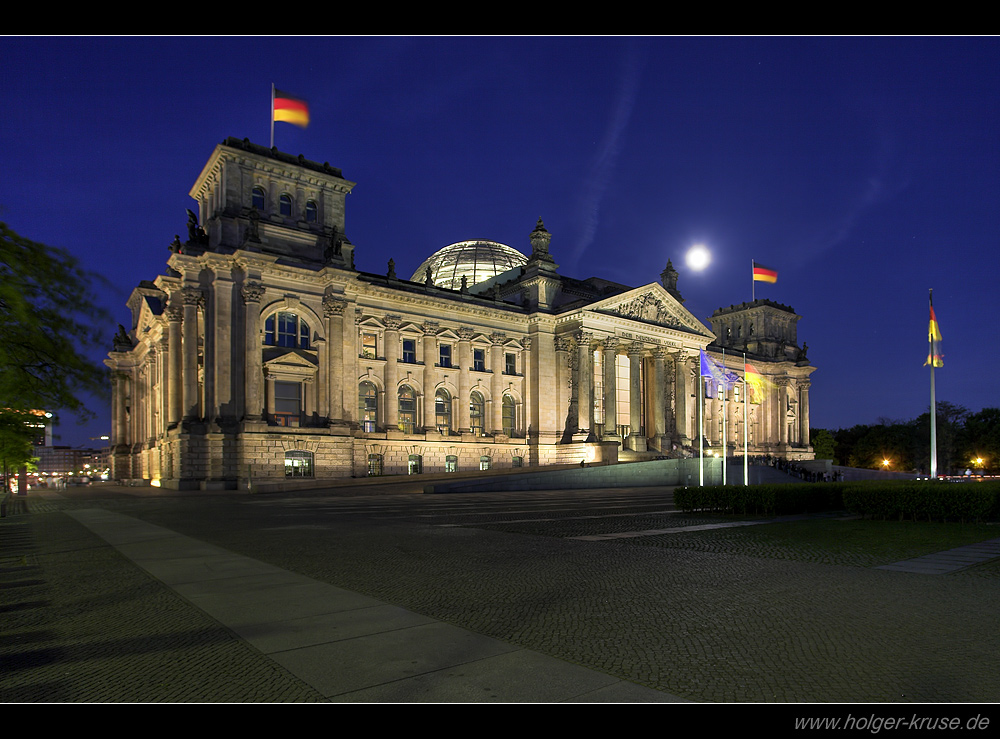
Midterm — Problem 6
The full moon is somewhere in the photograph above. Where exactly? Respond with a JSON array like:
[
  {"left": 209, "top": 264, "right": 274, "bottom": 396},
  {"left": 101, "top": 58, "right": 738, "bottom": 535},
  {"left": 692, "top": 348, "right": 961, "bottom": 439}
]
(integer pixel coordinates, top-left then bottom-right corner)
[{"left": 686, "top": 244, "right": 711, "bottom": 271}]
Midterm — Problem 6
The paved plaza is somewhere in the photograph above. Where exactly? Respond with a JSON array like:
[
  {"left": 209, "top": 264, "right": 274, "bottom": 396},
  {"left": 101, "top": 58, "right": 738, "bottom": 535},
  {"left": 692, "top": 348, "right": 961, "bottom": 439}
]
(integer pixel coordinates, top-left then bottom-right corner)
[{"left": 2, "top": 482, "right": 999, "bottom": 703}]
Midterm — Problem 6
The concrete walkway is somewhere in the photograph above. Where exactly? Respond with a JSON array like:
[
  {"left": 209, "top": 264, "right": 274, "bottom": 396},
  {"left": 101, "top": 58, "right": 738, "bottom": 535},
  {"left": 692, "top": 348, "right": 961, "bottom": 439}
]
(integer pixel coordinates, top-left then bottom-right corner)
[
  {"left": 65, "top": 508, "right": 680, "bottom": 703},
  {"left": 876, "top": 537, "right": 1000, "bottom": 575}
]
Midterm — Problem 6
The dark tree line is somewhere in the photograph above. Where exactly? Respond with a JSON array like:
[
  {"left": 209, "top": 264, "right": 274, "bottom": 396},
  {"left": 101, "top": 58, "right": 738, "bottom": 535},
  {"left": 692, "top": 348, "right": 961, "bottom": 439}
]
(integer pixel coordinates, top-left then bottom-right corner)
[{"left": 811, "top": 403, "right": 1000, "bottom": 475}]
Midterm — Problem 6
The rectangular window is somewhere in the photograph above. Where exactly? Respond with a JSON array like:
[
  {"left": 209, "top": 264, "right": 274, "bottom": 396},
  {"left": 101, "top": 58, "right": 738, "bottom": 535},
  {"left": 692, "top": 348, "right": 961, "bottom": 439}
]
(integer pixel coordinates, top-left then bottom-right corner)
[
  {"left": 439, "top": 344, "right": 452, "bottom": 368},
  {"left": 362, "top": 332, "right": 378, "bottom": 359},
  {"left": 473, "top": 348, "right": 486, "bottom": 372},
  {"left": 402, "top": 338, "right": 416, "bottom": 363},
  {"left": 505, "top": 352, "right": 516, "bottom": 375},
  {"left": 274, "top": 381, "right": 300, "bottom": 426}
]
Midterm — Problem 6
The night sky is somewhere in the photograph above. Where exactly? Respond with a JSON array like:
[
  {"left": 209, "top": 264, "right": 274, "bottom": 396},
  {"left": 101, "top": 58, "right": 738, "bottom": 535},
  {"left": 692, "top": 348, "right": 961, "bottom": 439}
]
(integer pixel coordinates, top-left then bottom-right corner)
[{"left": 3, "top": 36, "right": 998, "bottom": 448}]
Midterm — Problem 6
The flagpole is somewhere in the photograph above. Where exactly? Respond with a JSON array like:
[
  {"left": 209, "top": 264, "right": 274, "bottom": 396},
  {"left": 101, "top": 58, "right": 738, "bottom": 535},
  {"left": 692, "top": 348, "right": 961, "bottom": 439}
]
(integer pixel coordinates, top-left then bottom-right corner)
[
  {"left": 699, "top": 373, "right": 705, "bottom": 487},
  {"left": 929, "top": 289, "right": 938, "bottom": 479},
  {"left": 270, "top": 83, "right": 275, "bottom": 149},
  {"left": 743, "top": 352, "right": 749, "bottom": 485},
  {"left": 722, "top": 347, "right": 727, "bottom": 486},
  {"left": 751, "top": 259, "right": 755, "bottom": 302}
]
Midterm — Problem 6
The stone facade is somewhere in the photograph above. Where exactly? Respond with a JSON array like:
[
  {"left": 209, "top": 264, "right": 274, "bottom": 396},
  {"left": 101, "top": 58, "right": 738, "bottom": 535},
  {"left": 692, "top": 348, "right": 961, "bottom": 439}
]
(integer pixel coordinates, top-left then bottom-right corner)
[{"left": 106, "top": 138, "right": 815, "bottom": 490}]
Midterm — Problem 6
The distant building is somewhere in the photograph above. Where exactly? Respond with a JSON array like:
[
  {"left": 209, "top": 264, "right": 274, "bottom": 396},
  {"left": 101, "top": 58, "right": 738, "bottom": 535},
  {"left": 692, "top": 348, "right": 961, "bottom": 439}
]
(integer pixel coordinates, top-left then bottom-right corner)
[{"left": 106, "top": 138, "right": 814, "bottom": 490}]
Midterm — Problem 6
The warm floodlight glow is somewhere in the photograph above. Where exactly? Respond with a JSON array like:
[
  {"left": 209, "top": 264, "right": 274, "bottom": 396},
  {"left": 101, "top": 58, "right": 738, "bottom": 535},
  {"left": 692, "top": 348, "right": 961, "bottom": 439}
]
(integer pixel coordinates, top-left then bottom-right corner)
[
  {"left": 882, "top": 459, "right": 891, "bottom": 468},
  {"left": 686, "top": 244, "right": 711, "bottom": 271}
]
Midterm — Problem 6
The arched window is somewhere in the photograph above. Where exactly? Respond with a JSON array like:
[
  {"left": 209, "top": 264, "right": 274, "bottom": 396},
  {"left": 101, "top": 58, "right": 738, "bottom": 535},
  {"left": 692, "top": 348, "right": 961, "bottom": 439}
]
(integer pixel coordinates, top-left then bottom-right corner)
[
  {"left": 279, "top": 193, "right": 293, "bottom": 217},
  {"left": 285, "top": 450, "right": 313, "bottom": 477},
  {"left": 435, "top": 389, "right": 452, "bottom": 434},
  {"left": 502, "top": 394, "right": 516, "bottom": 436},
  {"left": 305, "top": 200, "right": 318, "bottom": 222},
  {"left": 398, "top": 385, "right": 417, "bottom": 434},
  {"left": 252, "top": 186, "right": 266, "bottom": 210},
  {"left": 470, "top": 391, "right": 485, "bottom": 436},
  {"left": 367, "top": 453, "right": 383, "bottom": 477},
  {"left": 480, "top": 455, "right": 491, "bottom": 471},
  {"left": 408, "top": 454, "right": 422, "bottom": 475},
  {"left": 512, "top": 456, "right": 523, "bottom": 468},
  {"left": 445, "top": 455, "right": 458, "bottom": 472},
  {"left": 359, "top": 382, "right": 378, "bottom": 432},
  {"left": 264, "top": 312, "right": 311, "bottom": 349}
]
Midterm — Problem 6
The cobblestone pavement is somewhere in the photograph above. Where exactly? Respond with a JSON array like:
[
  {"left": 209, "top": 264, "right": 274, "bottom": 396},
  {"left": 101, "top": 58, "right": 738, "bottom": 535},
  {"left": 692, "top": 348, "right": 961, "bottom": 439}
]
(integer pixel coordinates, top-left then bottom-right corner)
[{"left": 3, "top": 484, "right": 1000, "bottom": 703}]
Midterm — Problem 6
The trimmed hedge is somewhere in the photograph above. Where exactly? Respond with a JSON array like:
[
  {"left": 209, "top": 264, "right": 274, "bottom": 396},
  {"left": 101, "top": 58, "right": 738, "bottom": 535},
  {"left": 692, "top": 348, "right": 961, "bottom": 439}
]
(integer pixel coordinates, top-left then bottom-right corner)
[
  {"left": 841, "top": 480, "right": 1000, "bottom": 523},
  {"left": 674, "top": 483, "right": 842, "bottom": 516},
  {"left": 675, "top": 480, "right": 1000, "bottom": 522}
]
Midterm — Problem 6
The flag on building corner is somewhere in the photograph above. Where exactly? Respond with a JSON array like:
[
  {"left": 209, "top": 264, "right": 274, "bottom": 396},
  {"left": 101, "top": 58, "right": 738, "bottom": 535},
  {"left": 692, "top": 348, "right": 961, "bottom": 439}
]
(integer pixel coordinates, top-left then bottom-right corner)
[
  {"left": 752, "top": 261, "right": 778, "bottom": 283},
  {"left": 273, "top": 89, "right": 310, "bottom": 128},
  {"left": 925, "top": 299, "right": 944, "bottom": 368},
  {"left": 744, "top": 362, "right": 766, "bottom": 404},
  {"left": 700, "top": 350, "right": 739, "bottom": 391}
]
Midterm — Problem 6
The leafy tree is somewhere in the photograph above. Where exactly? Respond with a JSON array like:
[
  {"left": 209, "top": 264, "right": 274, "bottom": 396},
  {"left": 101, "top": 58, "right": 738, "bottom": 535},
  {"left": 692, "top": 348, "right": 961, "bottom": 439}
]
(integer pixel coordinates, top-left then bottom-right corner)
[
  {"left": 0, "top": 221, "right": 108, "bottom": 420},
  {"left": 959, "top": 407, "right": 1000, "bottom": 473},
  {"left": 810, "top": 428, "right": 836, "bottom": 460}
]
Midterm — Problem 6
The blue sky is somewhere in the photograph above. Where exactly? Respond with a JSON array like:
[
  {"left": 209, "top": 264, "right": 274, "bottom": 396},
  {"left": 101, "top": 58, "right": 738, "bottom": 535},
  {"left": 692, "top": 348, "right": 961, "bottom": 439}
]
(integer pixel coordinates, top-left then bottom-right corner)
[{"left": 3, "top": 36, "right": 998, "bottom": 447}]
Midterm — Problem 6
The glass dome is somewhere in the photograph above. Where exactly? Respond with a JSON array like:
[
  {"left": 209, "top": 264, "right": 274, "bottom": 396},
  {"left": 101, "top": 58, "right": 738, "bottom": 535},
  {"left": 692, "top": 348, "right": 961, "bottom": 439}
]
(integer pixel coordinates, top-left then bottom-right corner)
[{"left": 410, "top": 240, "right": 527, "bottom": 291}]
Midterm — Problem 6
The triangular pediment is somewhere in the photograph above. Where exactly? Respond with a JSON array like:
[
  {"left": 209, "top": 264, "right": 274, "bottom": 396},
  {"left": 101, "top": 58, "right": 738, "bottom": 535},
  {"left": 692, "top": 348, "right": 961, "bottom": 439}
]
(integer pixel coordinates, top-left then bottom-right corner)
[
  {"left": 586, "top": 283, "right": 715, "bottom": 339},
  {"left": 263, "top": 350, "right": 319, "bottom": 369}
]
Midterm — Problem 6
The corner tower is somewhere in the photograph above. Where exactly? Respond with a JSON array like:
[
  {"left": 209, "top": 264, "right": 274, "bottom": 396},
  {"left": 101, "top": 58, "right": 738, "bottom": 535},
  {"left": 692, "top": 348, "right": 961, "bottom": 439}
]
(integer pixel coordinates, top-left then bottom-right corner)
[{"left": 187, "top": 137, "right": 357, "bottom": 267}]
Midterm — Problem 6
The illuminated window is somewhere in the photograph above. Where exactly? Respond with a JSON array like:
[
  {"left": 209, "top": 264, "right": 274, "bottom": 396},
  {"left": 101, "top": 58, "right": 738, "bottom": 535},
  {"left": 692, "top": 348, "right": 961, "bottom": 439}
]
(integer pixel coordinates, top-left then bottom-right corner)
[
  {"left": 445, "top": 455, "right": 458, "bottom": 472},
  {"left": 470, "top": 391, "right": 485, "bottom": 435},
  {"left": 285, "top": 450, "right": 313, "bottom": 477},
  {"left": 402, "top": 338, "right": 417, "bottom": 363},
  {"left": 368, "top": 453, "right": 383, "bottom": 476},
  {"left": 398, "top": 385, "right": 417, "bottom": 433},
  {"left": 473, "top": 348, "right": 486, "bottom": 372},
  {"left": 279, "top": 193, "right": 292, "bottom": 217},
  {"left": 252, "top": 187, "right": 265, "bottom": 210},
  {"left": 305, "top": 200, "right": 317, "bottom": 222},
  {"left": 359, "top": 382, "right": 378, "bottom": 432},
  {"left": 408, "top": 454, "right": 422, "bottom": 475},
  {"left": 435, "top": 389, "right": 452, "bottom": 434},
  {"left": 361, "top": 332, "right": 378, "bottom": 359},
  {"left": 265, "top": 313, "right": 310, "bottom": 349},
  {"left": 512, "top": 456, "right": 523, "bottom": 468},
  {"left": 593, "top": 350, "right": 604, "bottom": 425},
  {"left": 480, "top": 455, "right": 491, "bottom": 471}
]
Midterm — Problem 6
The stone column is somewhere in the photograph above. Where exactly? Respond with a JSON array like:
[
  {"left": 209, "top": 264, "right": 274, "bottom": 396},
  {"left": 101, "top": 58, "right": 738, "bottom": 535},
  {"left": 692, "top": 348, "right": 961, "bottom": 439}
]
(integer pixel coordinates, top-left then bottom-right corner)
[
  {"left": 554, "top": 336, "right": 570, "bottom": 437},
  {"left": 673, "top": 351, "right": 691, "bottom": 445},
  {"left": 422, "top": 322, "right": 439, "bottom": 432},
  {"left": 776, "top": 378, "right": 789, "bottom": 446},
  {"left": 490, "top": 332, "right": 506, "bottom": 434},
  {"left": 241, "top": 281, "right": 265, "bottom": 421},
  {"left": 652, "top": 347, "right": 668, "bottom": 451},
  {"left": 575, "top": 331, "right": 593, "bottom": 438},
  {"left": 799, "top": 380, "right": 811, "bottom": 448},
  {"left": 384, "top": 315, "right": 401, "bottom": 428},
  {"left": 181, "top": 286, "right": 201, "bottom": 421},
  {"left": 166, "top": 300, "right": 183, "bottom": 427},
  {"left": 457, "top": 327, "right": 474, "bottom": 433},
  {"left": 323, "top": 295, "right": 347, "bottom": 422},
  {"left": 602, "top": 337, "right": 619, "bottom": 442},
  {"left": 520, "top": 337, "right": 531, "bottom": 439},
  {"left": 626, "top": 343, "right": 646, "bottom": 451}
]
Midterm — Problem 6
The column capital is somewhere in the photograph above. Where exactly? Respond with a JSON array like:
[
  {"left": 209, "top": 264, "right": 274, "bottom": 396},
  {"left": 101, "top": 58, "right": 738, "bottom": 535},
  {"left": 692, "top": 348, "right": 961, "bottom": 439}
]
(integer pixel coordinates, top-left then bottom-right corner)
[
  {"left": 458, "top": 326, "right": 475, "bottom": 341},
  {"left": 384, "top": 314, "right": 402, "bottom": 330},
  {"left": 603, "top": 336, "right": 619, "bottom": 351},
  {"left": 322, "top": 295, "right": 347, "bottom": 316},
  {"left": 628, "top": 341, "right": 645, "bottom": 358},
  {"left": 241, "top": 281, "right": 265, "bottom": 304},
  {"left": 490, "top": 331, "right": 507, "bottom": 346}
]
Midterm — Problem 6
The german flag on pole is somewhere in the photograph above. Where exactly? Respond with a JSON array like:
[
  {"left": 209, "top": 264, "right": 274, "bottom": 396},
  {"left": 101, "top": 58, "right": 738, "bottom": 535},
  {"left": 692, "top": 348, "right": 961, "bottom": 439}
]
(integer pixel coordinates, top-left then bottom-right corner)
[
  {"left": 925, "top": 297, "right": 944, "bottom": 368},
  {"left": 752, "top": 261, "right": 778, "bottom": 283},
  {"left": 273, "top": 89, "right": 310, "bottom": 128}
]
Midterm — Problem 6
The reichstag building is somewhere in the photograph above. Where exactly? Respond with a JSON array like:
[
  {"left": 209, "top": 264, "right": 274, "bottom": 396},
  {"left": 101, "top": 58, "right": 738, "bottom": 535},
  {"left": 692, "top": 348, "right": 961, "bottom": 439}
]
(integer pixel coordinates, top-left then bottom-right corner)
[{"left": 106, "top": 138, "right": 815, "bottom": 489}]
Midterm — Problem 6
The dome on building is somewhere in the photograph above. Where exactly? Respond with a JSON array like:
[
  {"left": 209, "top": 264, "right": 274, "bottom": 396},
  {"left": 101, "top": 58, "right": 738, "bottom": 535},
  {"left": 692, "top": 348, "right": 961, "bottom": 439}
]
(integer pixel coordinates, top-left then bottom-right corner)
[{"left": 410, "top": 240, "right": 527, "bottom": 291}]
